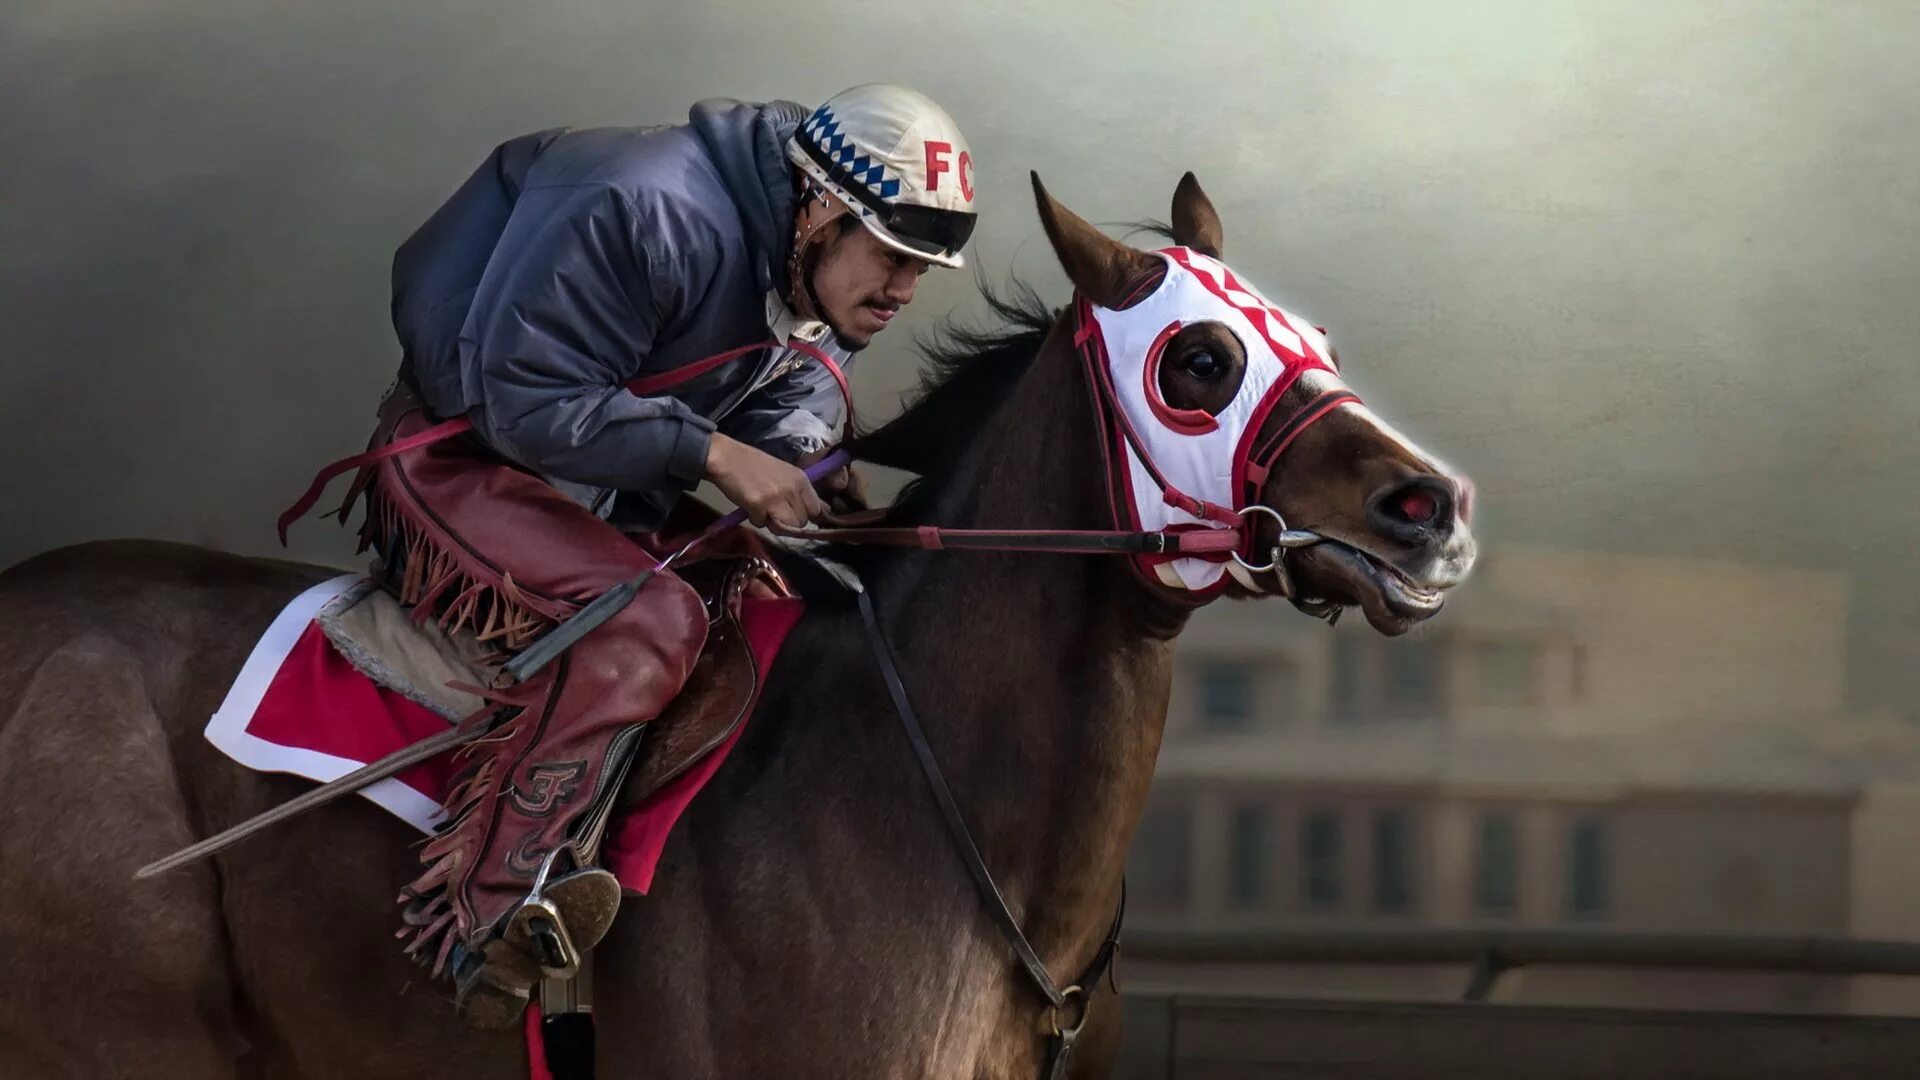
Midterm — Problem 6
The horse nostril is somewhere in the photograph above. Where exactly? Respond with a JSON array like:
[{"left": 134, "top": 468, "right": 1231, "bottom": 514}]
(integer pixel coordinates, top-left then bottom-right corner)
[
  {"left": 1373, "top": 480, "right": 1454, "bottom": 541},
  {"left": 1396, "top": 488, "right": 1439, "bottom": 526}
]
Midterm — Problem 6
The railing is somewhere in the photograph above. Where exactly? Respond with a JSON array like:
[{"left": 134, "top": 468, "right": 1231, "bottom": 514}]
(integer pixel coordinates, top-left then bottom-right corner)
[{"left": 1123, "top": 926, "right": 1920, "bottom": 1001}]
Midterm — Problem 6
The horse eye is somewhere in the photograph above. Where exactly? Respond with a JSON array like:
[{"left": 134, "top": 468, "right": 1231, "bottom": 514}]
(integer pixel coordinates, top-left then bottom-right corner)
[{"left": 1180, "top": 349, "right": 1224, "bottom": 380}]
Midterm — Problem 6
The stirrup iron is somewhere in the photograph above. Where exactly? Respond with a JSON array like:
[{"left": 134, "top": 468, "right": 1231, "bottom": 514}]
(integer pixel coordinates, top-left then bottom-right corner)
[{"left": 503, "top": 844, "right": 622, "bottom": 981}]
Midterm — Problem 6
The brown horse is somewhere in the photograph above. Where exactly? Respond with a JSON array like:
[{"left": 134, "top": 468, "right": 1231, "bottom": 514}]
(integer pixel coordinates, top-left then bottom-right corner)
[{"left": 0, "top": 174, "right": 1475, "bottom": 1078}]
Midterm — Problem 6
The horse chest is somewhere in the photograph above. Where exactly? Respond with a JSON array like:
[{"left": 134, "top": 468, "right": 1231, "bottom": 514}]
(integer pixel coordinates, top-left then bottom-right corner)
[{"left": 913, "top": 945, "right": 1051, "bottom": 1078}]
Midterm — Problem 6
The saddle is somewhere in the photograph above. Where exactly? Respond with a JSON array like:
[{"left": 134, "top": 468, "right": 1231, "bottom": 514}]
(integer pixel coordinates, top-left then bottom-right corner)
[{"left": 318, "top": 549, "right": 788, "bottom": 832}]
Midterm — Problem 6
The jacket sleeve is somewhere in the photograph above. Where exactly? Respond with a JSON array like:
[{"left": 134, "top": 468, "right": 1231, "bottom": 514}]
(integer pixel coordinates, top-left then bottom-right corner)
[
  {"left": 717, "top": 350, "right": 854, "bottom": 462},
  {"left": 464, "top": 183, "right": 718, "bottom": 492}
]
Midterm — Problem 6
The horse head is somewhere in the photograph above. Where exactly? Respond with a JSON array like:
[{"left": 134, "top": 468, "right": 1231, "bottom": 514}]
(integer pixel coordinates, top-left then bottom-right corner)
[{"left": 1030, "top": 171, "right": 1478, "bottom": 634}]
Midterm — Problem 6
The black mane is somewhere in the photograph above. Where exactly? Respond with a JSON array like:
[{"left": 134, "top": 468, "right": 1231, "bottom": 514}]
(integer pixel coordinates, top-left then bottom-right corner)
[{"left": 848, "top": 279, "right": 1060, "bottom": 518}]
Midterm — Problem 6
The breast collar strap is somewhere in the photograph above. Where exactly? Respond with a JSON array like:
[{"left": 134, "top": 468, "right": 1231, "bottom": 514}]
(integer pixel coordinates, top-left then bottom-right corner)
[{"left": 853, "top": 581, "right": 1123, "bottom": 1078}]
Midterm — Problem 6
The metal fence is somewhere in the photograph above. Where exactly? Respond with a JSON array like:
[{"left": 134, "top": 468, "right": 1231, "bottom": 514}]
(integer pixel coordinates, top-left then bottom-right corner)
[
  {"left": 1123, "top": 925, "right": 1920, "bottom": 1000},
  {"left": 1112, "top": 928, "right": 1920, "bottom": 1078}
]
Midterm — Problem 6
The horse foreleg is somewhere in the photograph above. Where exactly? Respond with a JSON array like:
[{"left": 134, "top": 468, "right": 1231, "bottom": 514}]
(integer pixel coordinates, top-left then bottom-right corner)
[{"left": 0, "top": 635, "right": 246, "bottom": 1079}]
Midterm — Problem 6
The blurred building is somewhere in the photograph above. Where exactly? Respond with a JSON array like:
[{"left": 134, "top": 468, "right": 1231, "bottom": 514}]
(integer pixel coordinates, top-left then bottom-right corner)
[{"left": 1130, "top": 545, "right": 1920, "bottom": 1014}]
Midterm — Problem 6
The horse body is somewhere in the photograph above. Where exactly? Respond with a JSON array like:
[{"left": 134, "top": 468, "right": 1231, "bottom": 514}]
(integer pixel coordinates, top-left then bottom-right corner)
[{"left": 0, "top": 174, "right": 1475, "bottom": 1078}]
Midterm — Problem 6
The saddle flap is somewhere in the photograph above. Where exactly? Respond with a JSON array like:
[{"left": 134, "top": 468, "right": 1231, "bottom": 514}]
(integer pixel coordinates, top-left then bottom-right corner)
[{"left": 622, "top": 558, "right": 768, "bottom": 805}]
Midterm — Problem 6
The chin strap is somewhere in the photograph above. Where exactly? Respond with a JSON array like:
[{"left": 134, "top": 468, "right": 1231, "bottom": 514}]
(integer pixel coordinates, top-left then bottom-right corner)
[{"left": 784, "top": 182, "right": 849, "bottom": 323}]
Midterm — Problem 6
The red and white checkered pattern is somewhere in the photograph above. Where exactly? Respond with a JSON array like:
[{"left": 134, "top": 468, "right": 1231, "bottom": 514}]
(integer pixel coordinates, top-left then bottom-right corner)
[{"left": 1165, "top": 248, "right": 1337, "bottom": 371}]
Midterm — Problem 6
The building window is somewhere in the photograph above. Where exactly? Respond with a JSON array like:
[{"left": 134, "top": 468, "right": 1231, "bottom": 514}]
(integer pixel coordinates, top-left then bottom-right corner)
[
  {"left": 1127, "top": 802, "right": 1193, "bottom": 911},
  {"left": 1227, "top": 805, "right": 1271, "bottom": 908},
  {"left": 1301, "top": 811, "right": 1343, "bottom": 911},
  {"left": 1331, "top": 635, "right": 1366, "bottom": 721},
  {"left": 1199, "top": 662, "right": 1255, "bottom": 732},
  {"left": 1382, "top": 639, "right": 1439, "bottom": 714},
  {"left": 1567, "top": 819, "right": 1608, "bottom": 919},
  {"left": 1474, "top": 816, "right": 1519, "bottom": 916},
  {"left": 1266, "top": 658, "right": 1300, "bottom": 718},
  {"left": 1476, "top": 641, "right": 1538, "bottom": 706},
  {"left": 1372, "top": 810, "right": 1416, "bottom": 914}
]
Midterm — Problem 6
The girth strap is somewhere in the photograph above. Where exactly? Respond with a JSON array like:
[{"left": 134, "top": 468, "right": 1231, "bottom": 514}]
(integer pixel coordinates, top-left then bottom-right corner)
[{"left": 854, "top": 582, "right": 1124, "bottom": 1028}]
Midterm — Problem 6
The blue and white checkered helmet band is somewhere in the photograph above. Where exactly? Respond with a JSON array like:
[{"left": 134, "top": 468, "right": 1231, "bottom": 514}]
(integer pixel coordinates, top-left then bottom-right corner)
[{"left": 801, "top": 106, "right": 906, "bottom": 201}]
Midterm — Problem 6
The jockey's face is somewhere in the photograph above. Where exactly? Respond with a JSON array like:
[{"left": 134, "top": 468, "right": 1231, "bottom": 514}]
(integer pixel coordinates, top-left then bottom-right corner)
[{"left": 810, "top": 221, "right": 930, "bottom": 351}]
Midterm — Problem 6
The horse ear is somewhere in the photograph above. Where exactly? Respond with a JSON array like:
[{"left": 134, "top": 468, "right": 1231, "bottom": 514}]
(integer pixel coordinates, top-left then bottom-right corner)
[
  {"left": 1171, "top": 171, "right": 1223, "bottom": 259},
  {"left": 1030, "top": 172, "right": 1159, "bottom": 310}
]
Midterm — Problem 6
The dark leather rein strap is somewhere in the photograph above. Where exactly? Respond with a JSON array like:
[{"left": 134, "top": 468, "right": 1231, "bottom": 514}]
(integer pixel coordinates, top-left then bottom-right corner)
[
  {"left": 777, "top": 522, "right": 1244, "bottom": 557},
  {"left": 854, "top": 582, "right": 1123, "bottom": 1072}
]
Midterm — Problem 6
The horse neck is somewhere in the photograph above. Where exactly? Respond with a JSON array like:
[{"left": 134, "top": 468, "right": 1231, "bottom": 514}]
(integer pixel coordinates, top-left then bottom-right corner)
[{"left": 867, "top": 319, "right": 1186, "bottom": 964}]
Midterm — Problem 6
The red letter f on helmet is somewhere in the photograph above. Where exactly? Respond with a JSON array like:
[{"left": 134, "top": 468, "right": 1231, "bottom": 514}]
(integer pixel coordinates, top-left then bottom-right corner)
[{"left": 924, "top": 141, "right": 953, "bottom": 191}]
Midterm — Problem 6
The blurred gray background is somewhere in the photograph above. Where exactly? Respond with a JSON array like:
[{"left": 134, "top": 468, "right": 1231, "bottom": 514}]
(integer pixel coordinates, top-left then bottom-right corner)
[{"left": 3, "top": 0, "right": 1915, "bottom": 722}]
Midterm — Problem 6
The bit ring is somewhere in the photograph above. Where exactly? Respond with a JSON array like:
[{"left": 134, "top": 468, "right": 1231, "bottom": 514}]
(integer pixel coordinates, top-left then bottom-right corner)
[{"left": 1232, "top": 504, "right": 1287, "bottom": 573}]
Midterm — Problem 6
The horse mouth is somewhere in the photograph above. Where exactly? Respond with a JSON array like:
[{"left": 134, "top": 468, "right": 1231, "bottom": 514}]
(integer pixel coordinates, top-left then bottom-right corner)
[{"left": 1290, "top": 540, "right": 1447, "bottom": 635}]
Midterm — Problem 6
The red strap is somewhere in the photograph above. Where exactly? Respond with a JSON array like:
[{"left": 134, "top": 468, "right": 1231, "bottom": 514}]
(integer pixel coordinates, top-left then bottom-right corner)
[
  {"left": 1247, "top": 391, "right": 1359, "bottom": 476},
  {"left": 785, "top": 341, "right": 856, "bottom": 433},
  {"left": 276, "top": 417, "right": 474, "bottom": 544},
  {"left": 624, "top": 342, "right": 774, "bottom": 396},
  {"left": 1074, "top": 296, "right": 1099, "bottom": 347},
  {"left": 1171, "top": 529, "right": 1242, "bottom": 553},
  {"left": 628, "top": 339, "right": 855, "bottom": 433},
  {"left": 1159, "top": 489, "right": 1235, "bottom": 527},
  {"left": 283, "top": 339, "right": 858, "bottom": 545}
]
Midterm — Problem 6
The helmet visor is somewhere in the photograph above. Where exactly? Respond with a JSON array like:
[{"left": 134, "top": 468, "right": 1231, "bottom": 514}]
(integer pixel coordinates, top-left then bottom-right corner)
[{"left": 877, "top": 202, "right": 977, "bottom": 260}]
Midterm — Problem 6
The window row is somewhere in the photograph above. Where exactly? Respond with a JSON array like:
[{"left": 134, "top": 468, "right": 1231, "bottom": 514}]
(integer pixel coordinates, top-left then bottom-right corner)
[
  {"left": 1132, "top": 805, "right": 1610, "bottom": 920},
  {"left": 1193, "top": 637, "right": 1569, "bottom": 731}
]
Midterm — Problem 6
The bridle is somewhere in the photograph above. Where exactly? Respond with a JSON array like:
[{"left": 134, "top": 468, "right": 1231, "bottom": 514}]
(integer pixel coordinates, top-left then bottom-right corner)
[{"left": 793, "top": 263, "right": 1361, "bottom": 619}]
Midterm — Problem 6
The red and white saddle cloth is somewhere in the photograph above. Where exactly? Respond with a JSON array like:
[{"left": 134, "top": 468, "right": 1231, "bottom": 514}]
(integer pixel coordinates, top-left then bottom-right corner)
[{"left": 205, "top": 573, "right": 804, "bottom": 895}]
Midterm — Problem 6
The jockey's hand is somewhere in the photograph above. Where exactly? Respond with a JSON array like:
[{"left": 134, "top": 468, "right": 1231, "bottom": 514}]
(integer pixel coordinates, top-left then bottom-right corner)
[
  {"left": 800, "top": 447, "right": 869, "bottom": 515},
  {"left": 704, "top": 434, "right": 825, "bottom": 529}
]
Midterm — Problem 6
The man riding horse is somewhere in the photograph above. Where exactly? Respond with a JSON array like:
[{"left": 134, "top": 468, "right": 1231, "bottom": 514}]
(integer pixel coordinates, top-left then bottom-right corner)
[
  {"left": 355, "top": 83, "right": 978, "bottom": 1022},
  {"left": 0, "top": 133, "right": 1480, "bottom": 1076}
]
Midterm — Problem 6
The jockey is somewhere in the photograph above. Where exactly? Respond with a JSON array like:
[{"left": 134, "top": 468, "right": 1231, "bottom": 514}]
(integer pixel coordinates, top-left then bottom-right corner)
[{"left": 365, "top": 84, "right": 977, "bottom": 1023}]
